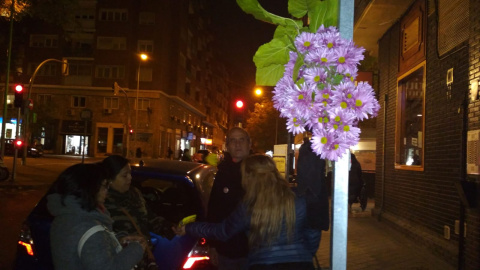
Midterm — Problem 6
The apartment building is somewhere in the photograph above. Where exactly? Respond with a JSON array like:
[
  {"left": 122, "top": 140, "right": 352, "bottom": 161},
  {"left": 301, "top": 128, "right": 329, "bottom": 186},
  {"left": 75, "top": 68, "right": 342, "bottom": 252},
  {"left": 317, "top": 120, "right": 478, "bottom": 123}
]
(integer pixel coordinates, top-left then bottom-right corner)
[{"left": 2, "top": 0, "right": 230, "bottom": 158}]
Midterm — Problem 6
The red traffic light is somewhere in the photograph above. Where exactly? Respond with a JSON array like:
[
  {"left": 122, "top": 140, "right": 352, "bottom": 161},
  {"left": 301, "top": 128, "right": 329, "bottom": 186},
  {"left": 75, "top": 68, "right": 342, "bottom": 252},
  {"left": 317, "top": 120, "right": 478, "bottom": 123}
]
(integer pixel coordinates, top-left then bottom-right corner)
[
  {"left": 15, "top": 84, "right": 23, "bottom": 92},
  {"left": 235, "top": 100, "right": 244, "bottom": 109},
  {"left": 14, "top": 84, "right": 24, "bottom": 108},
  {"left": 14, "top": 139, "right": 23, "bottom": 149}
]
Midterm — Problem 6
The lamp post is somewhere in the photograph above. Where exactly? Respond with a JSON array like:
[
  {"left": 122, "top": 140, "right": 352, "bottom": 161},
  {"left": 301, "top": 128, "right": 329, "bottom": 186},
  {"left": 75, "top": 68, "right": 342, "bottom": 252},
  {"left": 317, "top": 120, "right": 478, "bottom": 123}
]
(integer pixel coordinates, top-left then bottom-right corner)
[{"left": 134, "top": 53, "right": 148, "bottom": 159}]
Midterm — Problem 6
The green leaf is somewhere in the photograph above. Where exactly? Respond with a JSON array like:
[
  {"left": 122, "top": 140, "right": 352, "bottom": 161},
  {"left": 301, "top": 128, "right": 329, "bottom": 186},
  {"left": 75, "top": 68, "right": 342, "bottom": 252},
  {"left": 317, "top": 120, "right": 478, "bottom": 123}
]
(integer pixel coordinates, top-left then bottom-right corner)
[
  {"left": 253, "top": 39, "right": 290, "bottom": 68},
  {"left": 256, "top": 64, "right": 285, "bottom": 86},
  {"left": 308, "top": 0, "right": 338, "bottom": 32},
  {"left": 288, "top": 0, "right": 308, "bottom": 18},
  {"left": 237, "top": 0, "right": 302, "bottom": 27}
]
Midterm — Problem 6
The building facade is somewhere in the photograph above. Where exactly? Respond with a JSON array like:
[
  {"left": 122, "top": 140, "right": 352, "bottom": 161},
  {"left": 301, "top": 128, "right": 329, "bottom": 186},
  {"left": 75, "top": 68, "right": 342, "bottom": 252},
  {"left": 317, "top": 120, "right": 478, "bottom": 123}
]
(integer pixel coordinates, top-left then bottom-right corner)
[
  {"left": 1, "top": 0, "right": 230, "bottom": 158},
  {"left": 365, "top": 0, "right": 480, "bottom": 268}
]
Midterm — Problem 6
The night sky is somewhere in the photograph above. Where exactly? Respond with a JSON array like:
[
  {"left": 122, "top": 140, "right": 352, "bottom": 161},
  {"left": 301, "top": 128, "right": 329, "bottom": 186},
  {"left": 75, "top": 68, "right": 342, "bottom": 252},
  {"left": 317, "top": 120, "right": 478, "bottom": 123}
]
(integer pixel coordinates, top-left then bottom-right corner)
[{"left": 209, "top": 0, "right": 289, "bottom": 105}]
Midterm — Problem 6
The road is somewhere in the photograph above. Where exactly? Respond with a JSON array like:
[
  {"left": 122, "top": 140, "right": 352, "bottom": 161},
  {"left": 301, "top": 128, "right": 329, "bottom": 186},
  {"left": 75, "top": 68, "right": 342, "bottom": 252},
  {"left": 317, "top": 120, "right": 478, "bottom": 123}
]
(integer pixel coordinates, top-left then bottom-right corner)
[{"left": 0, "top": 155, "right": 103, "bottom": 269}]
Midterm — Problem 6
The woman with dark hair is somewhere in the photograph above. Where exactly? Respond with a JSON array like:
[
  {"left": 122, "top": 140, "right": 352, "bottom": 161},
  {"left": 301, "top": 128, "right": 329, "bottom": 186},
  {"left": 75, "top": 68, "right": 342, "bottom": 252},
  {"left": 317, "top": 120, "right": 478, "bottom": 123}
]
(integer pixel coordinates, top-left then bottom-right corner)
[
  {"left": 48, "top": 163, "right": 146, "bottom": 270},
  {"left": 102, "top": 155, "right": 173, "bottom": 269},
  {"left": 174, "top": 154, "right": 314, "bottom": 270}
]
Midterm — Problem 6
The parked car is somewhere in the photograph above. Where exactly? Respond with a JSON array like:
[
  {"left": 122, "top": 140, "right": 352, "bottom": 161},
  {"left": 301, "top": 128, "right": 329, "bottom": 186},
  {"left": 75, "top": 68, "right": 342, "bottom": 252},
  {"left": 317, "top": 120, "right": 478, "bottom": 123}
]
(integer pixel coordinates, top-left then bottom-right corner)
[
  {"left": 4, "top": 139, "right": 44, "bottom": 157},
  {"left": 14, "top": 159, "right": 217, "bottom": 270}
]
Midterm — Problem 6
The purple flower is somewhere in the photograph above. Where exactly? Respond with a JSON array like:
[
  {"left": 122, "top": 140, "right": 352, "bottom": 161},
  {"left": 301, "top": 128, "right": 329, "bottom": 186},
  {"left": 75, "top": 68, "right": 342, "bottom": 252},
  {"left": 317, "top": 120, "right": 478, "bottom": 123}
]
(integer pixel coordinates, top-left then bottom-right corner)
[
  {"left": 305, "top": 47, "right": 338, "bottom": 67},
  {"left": 272, "top": 24, "right": 380, "bottom": 161},
  {"left": 295, "top": 32, "right": 320, "bottom": 54}
]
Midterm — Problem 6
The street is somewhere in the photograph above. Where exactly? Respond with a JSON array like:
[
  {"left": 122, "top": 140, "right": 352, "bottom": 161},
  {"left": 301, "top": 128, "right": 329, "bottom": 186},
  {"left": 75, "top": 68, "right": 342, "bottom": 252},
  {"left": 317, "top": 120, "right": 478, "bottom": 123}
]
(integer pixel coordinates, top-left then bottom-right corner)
[{"left": 0, "top": 155, "right": 102, "bottom": 269}]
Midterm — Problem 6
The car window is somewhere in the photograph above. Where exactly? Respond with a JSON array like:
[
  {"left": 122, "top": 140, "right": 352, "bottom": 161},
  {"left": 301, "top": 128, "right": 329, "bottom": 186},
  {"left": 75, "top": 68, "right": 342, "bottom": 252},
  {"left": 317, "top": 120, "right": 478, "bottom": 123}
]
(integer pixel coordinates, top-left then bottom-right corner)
[{"left": 139, "top": 179, "right": 202, "bottom": 224}]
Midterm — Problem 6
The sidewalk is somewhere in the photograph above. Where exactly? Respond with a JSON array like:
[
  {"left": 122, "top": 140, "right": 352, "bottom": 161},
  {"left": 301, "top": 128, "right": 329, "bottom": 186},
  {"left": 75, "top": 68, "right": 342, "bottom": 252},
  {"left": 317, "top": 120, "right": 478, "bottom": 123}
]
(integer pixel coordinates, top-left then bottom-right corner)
[{"left": 315, "top": 199, "right": 456, "bottom": 270}]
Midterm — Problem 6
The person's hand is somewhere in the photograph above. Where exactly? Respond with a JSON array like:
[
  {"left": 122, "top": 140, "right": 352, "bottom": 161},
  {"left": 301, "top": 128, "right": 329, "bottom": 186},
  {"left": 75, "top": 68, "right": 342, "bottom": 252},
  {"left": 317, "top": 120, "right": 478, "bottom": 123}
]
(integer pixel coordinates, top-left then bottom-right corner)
[
  {"left": 172, "top": 225, "right": 186, "bottom": 236},
  {"left": 120, "top": 235, "right": 148, "bottom": 251}
]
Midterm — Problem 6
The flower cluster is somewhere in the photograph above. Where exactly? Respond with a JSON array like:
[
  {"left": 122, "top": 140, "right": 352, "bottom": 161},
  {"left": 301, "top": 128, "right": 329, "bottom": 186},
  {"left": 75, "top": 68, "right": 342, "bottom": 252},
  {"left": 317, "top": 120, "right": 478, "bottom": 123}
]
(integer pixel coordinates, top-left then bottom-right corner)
[{"left": 272, "top": 25, "right": 380, "bottom": 161}]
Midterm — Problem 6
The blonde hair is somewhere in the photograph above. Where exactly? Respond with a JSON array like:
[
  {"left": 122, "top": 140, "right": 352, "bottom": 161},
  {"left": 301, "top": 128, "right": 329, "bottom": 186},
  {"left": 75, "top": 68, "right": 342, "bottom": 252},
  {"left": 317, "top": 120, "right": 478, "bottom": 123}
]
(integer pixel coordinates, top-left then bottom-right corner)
[{"left": 241, "top": 154, "right": 296, "bottom": 248}]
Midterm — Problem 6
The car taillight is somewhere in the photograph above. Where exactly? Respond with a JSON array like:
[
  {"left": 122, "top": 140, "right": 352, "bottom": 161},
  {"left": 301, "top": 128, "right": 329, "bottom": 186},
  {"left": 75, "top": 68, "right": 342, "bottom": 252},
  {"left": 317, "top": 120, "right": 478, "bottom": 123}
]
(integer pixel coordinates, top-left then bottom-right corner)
[
  {"left": 182, "top": 238, "right": 210, "bottom": 269},
  {"left": 18, "top": 223, "right": 35, "bottom": 256}
]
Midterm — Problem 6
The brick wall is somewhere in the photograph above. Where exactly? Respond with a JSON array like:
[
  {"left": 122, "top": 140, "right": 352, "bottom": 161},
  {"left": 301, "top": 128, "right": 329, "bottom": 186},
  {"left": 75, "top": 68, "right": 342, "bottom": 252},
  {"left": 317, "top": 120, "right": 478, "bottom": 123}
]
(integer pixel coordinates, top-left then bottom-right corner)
[{"left": 375, "top": 1, "right": 479, "bottom": 268}]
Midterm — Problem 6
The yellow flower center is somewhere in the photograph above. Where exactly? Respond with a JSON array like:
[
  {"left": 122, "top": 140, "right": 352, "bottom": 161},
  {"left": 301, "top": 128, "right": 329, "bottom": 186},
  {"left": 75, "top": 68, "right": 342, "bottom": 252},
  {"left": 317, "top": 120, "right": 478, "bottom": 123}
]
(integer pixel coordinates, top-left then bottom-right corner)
[
  {"left": 327, "top": 42, "right": 333, "bottom": 48},
  {"left": 323, "top": 101, "right": 327, "bottom": 107},
  {"left": 335, "top": 116, "right": 341, "bottom": 122},
  {"left": 356, "top": 100, "right": 363, "bottom": 107},
  {"left": 338, "top": 57, "right": 345, "bottom": 63},
  {"left": 321, "top": 57, "right": 328, "bottom": 62},
  {"left": 346, "top": 73, "right": 351, "bottom": 77},
  {"left": 304, "top": 41, "right": 311, "bottom": 47},
  {"left": 299, "top": 94, "right": 304, "bottom": 100},
  {"left": 341, "top": 102, "right": 348, "bottom": 109},
  {"left": 293, "top": 117, "right": 297, "bottom": 122},
  {"left": 347, "top": 93, "right": 352, "bottom": 99},
  {"left": 318, "top": 117, "right": 323, "bottom": 123},
  {"left": 321, "top": 137, "right": 328, "bottom": 144},
  {"left": 323, "top": 93, "right": 329, "bottom": 99},
  {"left": 294, "top": 124, "right": 299, "bottom": 127},
  {"left": 333, "top": 124, "right": 338, "bottom": 130},
  {"left": 334, "top": 144, "right": 339, "bottom": 150},
  {"left": 314, "top": 75, "right": 320, "bottom": 82},
  {"left": 324, "top": 117, "right": 329, "bottom": 123},
  {"left": 344, "top": 125, "right": 350, "bottom": 132}
]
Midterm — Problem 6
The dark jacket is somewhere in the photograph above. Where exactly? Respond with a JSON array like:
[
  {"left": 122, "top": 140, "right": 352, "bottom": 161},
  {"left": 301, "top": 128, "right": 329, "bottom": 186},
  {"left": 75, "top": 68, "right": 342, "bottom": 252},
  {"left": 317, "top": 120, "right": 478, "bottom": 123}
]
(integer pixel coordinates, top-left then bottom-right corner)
[
  {"left": 206, "top": 154, "right": 248, "bottom": 258},
  {"left": 348, "top": 153, "right": 364, "bottom": 204},
  {"left": 296, "top": 139, "right": 330, "bottom": 231},
  {"left": 188, "top": 197, "right": 312, "bottom": 266}
]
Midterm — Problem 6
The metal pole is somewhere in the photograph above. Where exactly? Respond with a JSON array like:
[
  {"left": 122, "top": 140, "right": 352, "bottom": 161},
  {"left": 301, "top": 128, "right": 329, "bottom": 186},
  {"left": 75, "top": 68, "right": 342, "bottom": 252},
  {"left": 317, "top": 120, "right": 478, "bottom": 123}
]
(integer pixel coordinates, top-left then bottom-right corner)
[
  {"left": 23, "top": 58, "right": 66, "bottom": 165},
  {"left": 134, "top": 63, "right": 140, "bottom": 159},
  {"left": 82, "top": 120, "right": 87, "bottom": 163},
  {"left": 1, "top": 0, "right": 15, "bottom": 159},
  {"left": 11, "top": 107, "right": 20, "bottom": 182},
  {"left": 330, "top": 1, "right": 354, "bottom": 269}
]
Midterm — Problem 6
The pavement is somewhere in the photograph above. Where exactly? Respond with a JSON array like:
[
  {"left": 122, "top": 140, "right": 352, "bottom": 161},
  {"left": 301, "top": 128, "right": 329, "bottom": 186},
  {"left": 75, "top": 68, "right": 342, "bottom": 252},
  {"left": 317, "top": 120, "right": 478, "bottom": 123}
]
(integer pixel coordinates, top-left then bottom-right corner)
[
  {"left": 315, "top": 199, "right": 456, "bottom": 270},
  {"left": 0, "top": 157, "right": 457, "bottom": 269}
]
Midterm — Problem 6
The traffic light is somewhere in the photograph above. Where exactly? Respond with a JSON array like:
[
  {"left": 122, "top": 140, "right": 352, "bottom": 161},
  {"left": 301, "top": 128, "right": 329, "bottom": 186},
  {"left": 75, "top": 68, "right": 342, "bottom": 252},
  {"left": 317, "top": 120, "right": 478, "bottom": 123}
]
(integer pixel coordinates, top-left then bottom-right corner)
[
  {"left": 14, "top": 84, "right": 23, "bottom": 108},
  {"left": 235, "top": 100, "right": 244, "bottom": 109},
  {"left": 14, "top": 139, "right": 23, "bottom": 150}
]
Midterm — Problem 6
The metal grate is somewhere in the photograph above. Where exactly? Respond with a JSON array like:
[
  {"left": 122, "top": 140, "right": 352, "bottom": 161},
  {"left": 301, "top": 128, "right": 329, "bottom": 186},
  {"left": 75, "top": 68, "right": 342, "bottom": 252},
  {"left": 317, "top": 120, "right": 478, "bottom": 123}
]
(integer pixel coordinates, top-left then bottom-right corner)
[
  {"left": 467, "top": 130, "right": 480, "bottom": 175},
  {"left": 437, "top": 0, "right": 469, "bottom": 56}
]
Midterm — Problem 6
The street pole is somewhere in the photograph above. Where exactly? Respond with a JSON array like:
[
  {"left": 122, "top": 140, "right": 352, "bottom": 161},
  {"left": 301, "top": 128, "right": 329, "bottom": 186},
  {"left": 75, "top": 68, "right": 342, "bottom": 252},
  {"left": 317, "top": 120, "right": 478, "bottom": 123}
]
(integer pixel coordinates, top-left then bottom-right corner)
[
  {"left": 134, "top": 54, "right": 147, "bottom": 159},
  {"left": 23, "top": 58, "right": 67, "bottom": 165},
  {"left": 330, "top": 1, "right": 354, "bottom": 269},
  {"left": 134, "top": 62, "right": 140, "bottom": 159},
  {"left": 1, "top": 0, "right": 15, "bottom": 159},
  {"left": 113, "top": 82, "right": 131, "bottom": 158}
]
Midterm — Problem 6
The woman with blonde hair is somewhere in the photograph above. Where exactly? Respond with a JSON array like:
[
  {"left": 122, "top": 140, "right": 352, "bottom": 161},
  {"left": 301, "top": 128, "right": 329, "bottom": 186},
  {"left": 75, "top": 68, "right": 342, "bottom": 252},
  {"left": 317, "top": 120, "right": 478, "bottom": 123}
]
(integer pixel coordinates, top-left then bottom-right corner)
[{"left": 174, "top": 154, "right": 314, "bottom": 270}]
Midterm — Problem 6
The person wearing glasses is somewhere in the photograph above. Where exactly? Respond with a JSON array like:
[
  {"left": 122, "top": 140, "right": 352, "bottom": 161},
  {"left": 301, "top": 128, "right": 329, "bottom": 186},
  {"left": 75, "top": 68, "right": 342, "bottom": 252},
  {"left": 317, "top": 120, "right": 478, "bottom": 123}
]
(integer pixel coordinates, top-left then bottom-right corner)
[{"left": 48, "top": 163, "right": 146, "bottom": 270}]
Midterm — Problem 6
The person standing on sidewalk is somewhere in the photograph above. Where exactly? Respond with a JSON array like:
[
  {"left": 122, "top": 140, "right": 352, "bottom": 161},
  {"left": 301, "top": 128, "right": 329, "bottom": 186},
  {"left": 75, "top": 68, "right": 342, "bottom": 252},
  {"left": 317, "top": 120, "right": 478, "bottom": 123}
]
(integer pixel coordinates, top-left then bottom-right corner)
[
  {"left": 296, "top": 137, "right": 330, "bottom": 260},
  {"left": 207, "top": 127, "right": 251, "bottom": 270}
]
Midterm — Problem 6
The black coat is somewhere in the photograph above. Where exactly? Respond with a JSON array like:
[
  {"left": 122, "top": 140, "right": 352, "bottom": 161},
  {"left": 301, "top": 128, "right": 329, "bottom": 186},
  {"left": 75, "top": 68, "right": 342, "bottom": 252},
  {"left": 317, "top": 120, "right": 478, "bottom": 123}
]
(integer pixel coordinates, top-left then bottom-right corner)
[
  {"left": 296, "top": 139, "right": 330, "bottom": 231},
  {"left": 206, "top": 154, "right": 248, "bottom": 258}
]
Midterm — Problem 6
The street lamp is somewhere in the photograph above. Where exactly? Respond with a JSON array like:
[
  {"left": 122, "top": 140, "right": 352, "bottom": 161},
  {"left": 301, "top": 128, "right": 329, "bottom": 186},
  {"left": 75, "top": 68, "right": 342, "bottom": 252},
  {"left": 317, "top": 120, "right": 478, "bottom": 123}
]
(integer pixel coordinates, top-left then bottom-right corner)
[
  {"left": 134, "top": 53, "right": 148, "bottom": 158},
  {"left": 254, "top": 87, "right": 262, "bottom": 97}
]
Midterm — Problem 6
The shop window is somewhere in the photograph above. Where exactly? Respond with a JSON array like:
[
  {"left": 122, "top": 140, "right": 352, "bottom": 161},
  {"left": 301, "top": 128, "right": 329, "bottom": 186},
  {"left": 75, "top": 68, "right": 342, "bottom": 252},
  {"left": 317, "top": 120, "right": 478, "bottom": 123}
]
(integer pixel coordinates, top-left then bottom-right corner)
[{"left": 395, "top": 62, "right": 425, "bottom": 170}]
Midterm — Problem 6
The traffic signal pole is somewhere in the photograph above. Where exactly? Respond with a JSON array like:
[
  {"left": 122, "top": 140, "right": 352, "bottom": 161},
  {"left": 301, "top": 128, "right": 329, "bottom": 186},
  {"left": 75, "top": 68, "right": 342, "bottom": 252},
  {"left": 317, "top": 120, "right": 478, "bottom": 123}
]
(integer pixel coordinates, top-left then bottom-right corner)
[
  {"left": 1, "top": 0, "right": 15, "bottom": 159},
  {"left": 22, "top": 58, "right": 68, "bottom": 165},
  {"left": 10, "top": 106, "right": 21, "bottom": 182}
]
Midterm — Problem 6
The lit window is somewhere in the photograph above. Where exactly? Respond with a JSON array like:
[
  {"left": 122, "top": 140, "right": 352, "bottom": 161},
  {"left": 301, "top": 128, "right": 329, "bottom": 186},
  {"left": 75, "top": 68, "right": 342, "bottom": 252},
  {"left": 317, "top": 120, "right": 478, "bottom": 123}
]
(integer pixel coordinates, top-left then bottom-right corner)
[{"left": 395, "top": 62, "right": 425, "bottom": 170}]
